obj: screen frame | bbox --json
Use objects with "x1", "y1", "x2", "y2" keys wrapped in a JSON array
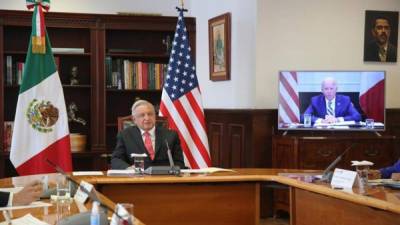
[{"x1": 277, "y1": 70, "x2": 386, "y2": 131}]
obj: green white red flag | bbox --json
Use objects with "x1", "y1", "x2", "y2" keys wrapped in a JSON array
[{"x1": 10, "y1": 0, "x2": 72, "y2": 175}]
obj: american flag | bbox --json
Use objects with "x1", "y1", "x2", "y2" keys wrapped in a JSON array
[
  {"x1": 159, "y1": 8, "x2": 211, "y2": 169},
  {"x1": 278, "y1": 71, "x2": 300, "y2": 125}
]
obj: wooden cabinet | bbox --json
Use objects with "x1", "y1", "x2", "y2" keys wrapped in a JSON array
[
  {"x1": 0, "y1": 10, "x2": 195, "y2": 177},
  {"x1": 272, "y1": 135, "x2": 398, "y2": 213}
]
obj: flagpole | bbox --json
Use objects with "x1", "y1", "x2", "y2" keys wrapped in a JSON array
[{"x1": 176, "y1": 0, "x2": 188, "y2": 12}]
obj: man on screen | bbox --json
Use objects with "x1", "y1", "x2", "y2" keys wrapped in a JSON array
[{"x1": 303, "y1": 77, "x2": 361, "y2": 124}]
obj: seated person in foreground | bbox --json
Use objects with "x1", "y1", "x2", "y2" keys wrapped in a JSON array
[
  {"x1": 111, "y1": 100, "x2": 184, "y2": 170},
  {"x1": 370, "y1": 159, "x2": 400, "y2": 179},
  {"x1": 303, "y1": 77, "x2": 361, "y2": 124},
  {"x1": 0, "y1": 181, "x2": 42, "y2": 207}
]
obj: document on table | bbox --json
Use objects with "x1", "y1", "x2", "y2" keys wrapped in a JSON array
[
  {"x1": 107, "y1": 169, "x2": 136, "y2": 176},
  {"x1": 0, "y1": 187, "x2": 23, "y2": 193},
  {"x1": 0, "y1": 213, "x2": 50, "y2": 225},
  {"x1": 0, "y1": 201, "x2": 52, "y2": 211},
  {"x1": 72, "y1": 171, "x2": 104, "y2": 176},
  {"x1": 181, "y1": 167, "x2": 235, "y2": 174}
]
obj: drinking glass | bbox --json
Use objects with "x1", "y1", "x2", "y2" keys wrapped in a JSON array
[
  {"x1": 356, "y1": 165, "x2": 370, "y2": 195},
  {"x1": 56, "y1": 174, "x2": 71, "y2": 202},
  {"x1": 134, "y1": 157, "x2": 145, "y2": 176},
  {"x1": 303, "y1": 114, "x2": 312, "y2": 127},
  {"x1": 365, "y1": 118, "x2": 374, "y2": 129},
  {"x1": 56, "y1": 174, "x2": 72, "y2": 222}
]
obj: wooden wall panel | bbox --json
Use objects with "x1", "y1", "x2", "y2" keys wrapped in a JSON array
[
  {"x1": 205, "y1": 108, "x2": 400, "y2": 169},
  {"x1": 209, "y1": 122, "x2": 223, "y2": 167},
  {"x1": 228, "y1": 124, "x2": 245, "y2": 167},
  {"x1": 205, "y1": 109, "x2": 275, "y2": 168}
]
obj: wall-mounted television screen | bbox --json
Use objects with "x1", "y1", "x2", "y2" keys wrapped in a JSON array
[{"x1": 278, "y1": 71, "x2": 385, "y2": 131}]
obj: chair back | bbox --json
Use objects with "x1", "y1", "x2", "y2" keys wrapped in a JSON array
[{"x1": 117, "y1": 115, "x2": 169, "y2": 132}]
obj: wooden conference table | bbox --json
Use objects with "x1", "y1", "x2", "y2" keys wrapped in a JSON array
[
  {"x1": 74, "y1": 169, "x2": 400, "y2": 225},
  {"x1": 0, "y1": 173, "x2": 145, "y2": 225},
  {"x1": 1, "y1": 169, "x2": 399, "y2": 225}
]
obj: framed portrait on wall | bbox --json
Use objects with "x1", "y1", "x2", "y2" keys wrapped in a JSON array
[
  {"x1": 363, "y1": 10, "x2": 398, "y2": 62},
  {"x1": 208, "y1": 12, "x2": 231, "y2": 81}
]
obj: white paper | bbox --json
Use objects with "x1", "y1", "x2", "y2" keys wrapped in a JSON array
[
  {"x1": 351, "y1": 160, "x2": 374, "y2": 166},
  {"x1": 0, "y1": 213, "x2": 50, "y2": 225},
  {"x1": 130, "y1": 153, "x2": 147, "y2": 158},
  {"x1": 74, "y1": 180, "x2": 94, "y2": 203},
  {"x1": 0, "y1": 187, "x2": 23, "y2": 193},
  {"x1": 315, "y1": 120, "x2": 355, "y2": 126},
  {"x1": 330, "y1": 168, "x2": 357, "y2": 189},
  {"x1": 0, "y1": 201, "x2": 52, "y2": 211},
  {"x1": 74, "y1": 199, "x2": 88, "y2": 213},
  {"x1": 107, "y1": 170, "x2": 136, "y2": 176},
  {"x1": 360, "y1": 121, "x2": 384, "y2": 126},
  {"x1": 181, "y1": 167, "x2": 235, "y2": 174},
  {"x1": 331, "y1": 126, "x2": 350, "y2": 129},
  {"x1": 72, "y1": 171, "x2": 104, "y2": 176}
]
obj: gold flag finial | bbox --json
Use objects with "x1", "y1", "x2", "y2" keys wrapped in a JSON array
[{"x1": 179, "y1": 0, "x2": 184, "y2": 8}]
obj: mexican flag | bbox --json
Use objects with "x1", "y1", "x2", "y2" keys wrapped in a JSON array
[
  {"x1": 359, "y1": 72, "x2": 385, "y2": 123},
  {"x1": 10, "y1": 1, "x2": 72, "y2": 175}
]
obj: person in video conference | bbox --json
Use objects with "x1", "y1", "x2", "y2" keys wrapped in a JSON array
[
  {"x1": 364, "y1": 16, "x2": 397, "y2": 62},
  {"x1": 111, "y1": 100, "x2": 184, "y2": 170},
  {"x1": 303, "y1": 77, "x2": 361, "y2": 124},
  {"x1": 0, "y1": 181, "x2": 42, "y2": 207},
  {"x1": 369, "y1": 159, "x2": 400, "y2": 179}
]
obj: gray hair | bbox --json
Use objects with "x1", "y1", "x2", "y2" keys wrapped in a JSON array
[
  {"x1": 321, "y1": 77, "x2": 337, "y2": 89},
  {"x1": 131, "y1": 100, "x2": 155, "y2": 116}
]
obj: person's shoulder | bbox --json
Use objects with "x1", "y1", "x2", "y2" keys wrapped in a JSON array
[
  {"x1": 387, "y1": 43, "x2": 397, "y2": 53},
  {"x1": 311, "y1": 94, "x2": 324, "y2": 101},
  {"x1": 336, "y1": 94, "x2": 351, "y2": 103},
  {"x1": 157, "y1": 126, "x2": 178, "y2": 137},
  {"x1": 366, "y1": 41, "x2": 379, "y2": 49},
  {"x1": 119, "y1": 126, "x2": 139, "y2": 136},
  {"x1": 337, "y1": 94, "x2": 349, "y2": 99}
]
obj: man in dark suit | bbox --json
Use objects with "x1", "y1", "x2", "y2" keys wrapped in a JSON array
[
  {"x1": 364, "y1": 16, "x2": 397, "y2": 62},
  {"x1": 303, "y1": 77, "x2": 361, "y2": 124},
  {"x1": 111, "y1": 100, "x2": 184, "y2": 170},
  {"x1": 0, "y1": 181, "x2": 42, "y2": 207}
]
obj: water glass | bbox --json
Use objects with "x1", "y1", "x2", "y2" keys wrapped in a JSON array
[
  {"x1": 56, "y1": 174, "x2": 71, "y2": 202},
  {"x1": 356, "y1": 165, "x2": 370, "y2": 195},
  {"x1": 56, "y1": 200, "x2": 71, "y2": 222},
  {"x1": 134, "y1": 157, "x2": 145, "y2": 175},
  {"x1": 365, "y1": 118, "x2": 374, "y2": 129},
  {"x1": 303, "y1": 114, "x2": 312, "y2": 127},
  {"x1": 55, "y1": 175, "x2": 72, "y2": 222}
]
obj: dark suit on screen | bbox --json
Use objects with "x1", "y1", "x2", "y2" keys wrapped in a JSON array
[
  {"x1": 303, "y1": 94, "x2": 361, "y2": 123},
  {"x1": 364, "y1": 41, "x2": 397, "y2": 62},
  {"x1": 111, "y1": 125, "x2": 185, "y2": 169},
  {"x1": 0, "y1": 191, "x2": 10, "y2": 207}
]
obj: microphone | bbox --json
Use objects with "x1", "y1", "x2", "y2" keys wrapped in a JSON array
[
  {"x1": 165, "y1": 140, "x2": 175, "y2": 168},
  {"x1": 46, "y1": 159, "x2": 131, "y2": 225},
  {"x1": 143, "y1": 139, "x2": 181, "y2": 175},
  {"x1": 320, "y1": 143, "x2": 357, "y2": 182}
]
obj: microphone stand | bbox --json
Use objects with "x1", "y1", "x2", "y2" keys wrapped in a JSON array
[
  {"x1": 320, "y1": 144, "x2": 356, "y2": 182},
  {"x1": 143, "y1": 140, "x2": 181, "y2": 176}
]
